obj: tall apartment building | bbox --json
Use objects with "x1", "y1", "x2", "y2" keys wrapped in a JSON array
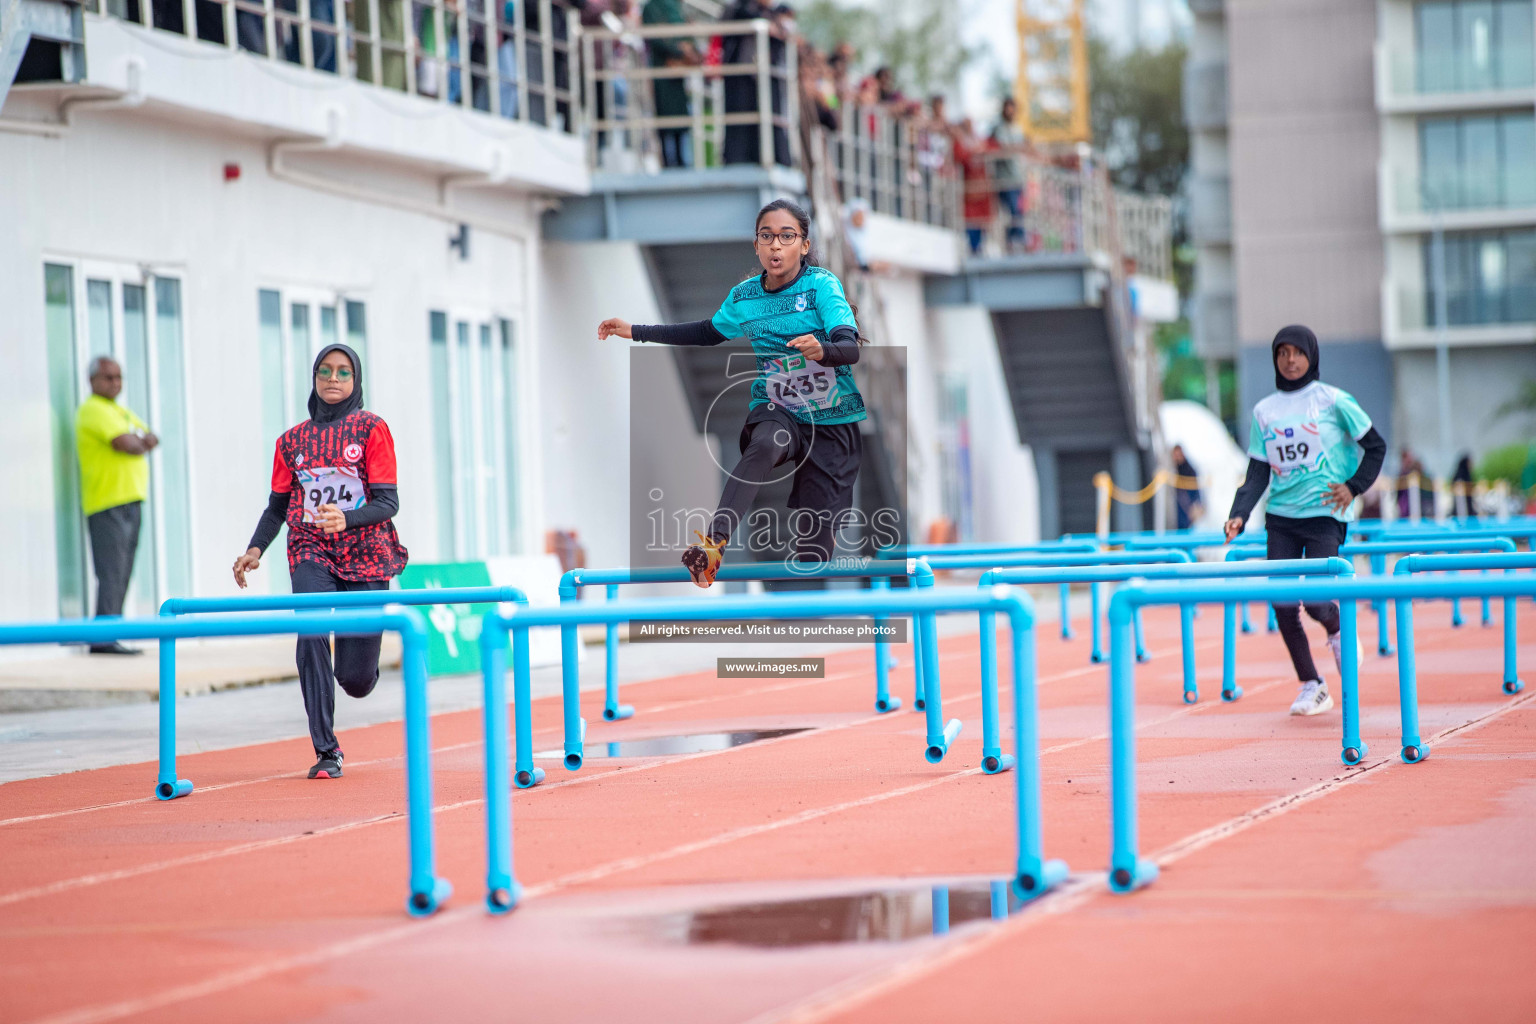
[{"x1": 1188, "y1": 0, "x2": 1535, "y2": 470}]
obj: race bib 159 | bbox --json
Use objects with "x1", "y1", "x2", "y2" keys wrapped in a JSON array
[
  {"x1": 762, "y1": 354, "x2": 840, "y2": 412},
  {"x1": 1264, "y1": 425, "x2": 1322, "y2": 473},
  {"x1": 297, "y1": 466, "x2": 365, "y2": 523}
]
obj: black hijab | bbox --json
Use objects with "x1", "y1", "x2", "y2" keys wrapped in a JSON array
[
  {"x1": 1272, "y1": 324, "x2": 1320, "y2": 392},
  {"x1": 308, "y1": 343, "x2": 365, "y2": 423}
]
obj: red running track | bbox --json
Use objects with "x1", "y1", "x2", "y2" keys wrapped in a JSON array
[{"x1": 1, "y1": 603, "x2": 1533, "y2": 1023}]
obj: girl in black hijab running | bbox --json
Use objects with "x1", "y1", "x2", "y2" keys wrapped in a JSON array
[
  {"x1": 232, "y1": 344, "x2": 408, "y2": 778},
  {"x1": 598, "y1": 199, "x2": 866, "y2": 586},
  {"x1": 1224, "y1": 325, "x2": 1386, "y2": 716}
]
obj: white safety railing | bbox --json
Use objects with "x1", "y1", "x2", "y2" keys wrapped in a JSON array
[
  {"x1": 88, "y1": 0, "x2": 580, "y2": 132},
  {"x1": 579, "y1": 18, "x2": 798, "y2": 175}
]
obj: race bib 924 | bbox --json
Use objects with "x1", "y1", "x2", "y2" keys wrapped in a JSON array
[
  {"x1": 297, "y1": 466, "x2": 365, "y2": 524},
  {"x1": 762, "y1": 354, "x2": 840, "y2": 412}
]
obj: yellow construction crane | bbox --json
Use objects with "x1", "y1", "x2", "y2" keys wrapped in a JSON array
[{"x1": 1014, "y1": 0, "x2": 1091, "y2": 144}]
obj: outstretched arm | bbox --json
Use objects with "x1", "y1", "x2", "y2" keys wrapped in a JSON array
[
  {"x1": 1225, "y1": 457, "x2": 1271, "y2": 541},
  {"x1": 629, "y1": 320, "x2": 730, "y2": 347}
]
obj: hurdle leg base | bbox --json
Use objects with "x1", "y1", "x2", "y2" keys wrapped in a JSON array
[
  {"x1": 981, "y1": 752, "x2": 1014, "y2": 775},
  {"x1": 407, "y1": 878, "x2": 453, "y2": 917},
  {"x1": 514, "y1": 766, "x2": 546, "y2": 789},
  {"x1": 1221, "y1": 686, "x2": 1243, "y2": 703},
  {"x1": 1503, "y1": 679, "x2": 1525, "y2": 695},
  {"x1": 1090, "y1": 651, "x2": 1105, "y2": 664},
  {"x1": 603, "y1": 704, "x2": 635, "y2": 722},
  {"x1": 1401, "y1": 743, "x2": 1429, "y2": 764},
  {"x1": 875, "y1": 696, "x2": 903, "y2": 713},
  {"x1": 1341, "y1": 741, "x2": 1368, "y2": 766},
  {"x1": 1108, "y1": 858, "x2": 1159, "y2": 893},
  {"x1": 923, "y1": 719, "x2": 963, "y2": 764},
  {"x1": 155, "y1": 779, "x2": 193, "y2": 801},
  {"x1": 1182, "y1": 690, "x2": 1198, "y2": 705},
  {"x1": 1012, "y1": 859, "x2": 1069, "y2": 902},
  {"x1": 913, "y1": 698, "x2": 926, "y2": 711},
  {"x1": 486, "y1": 881, "x2": 523, "y2": 915}
]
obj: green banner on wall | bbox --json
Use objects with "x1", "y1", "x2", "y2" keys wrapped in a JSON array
[{"x1": 397, "y1": 561, "x2": 494, "y2": 677}]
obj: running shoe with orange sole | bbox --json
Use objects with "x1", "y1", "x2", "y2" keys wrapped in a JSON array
[{"x1": 682, "y1": 531, "x2": 726, "y2": 588}]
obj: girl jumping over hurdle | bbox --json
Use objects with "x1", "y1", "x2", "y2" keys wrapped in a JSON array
[
  {"x1": 598, "y1": 198, "x2": 867, "y2": 587},
  {"x1": 1224, "y1": 325, "x2": 1386, "y2": 716},
  {"x1": 232, "y1": 344, "x2": 408, "y2": 779}
]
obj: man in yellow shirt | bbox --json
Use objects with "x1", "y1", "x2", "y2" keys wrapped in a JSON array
[{"x1": 76, "y1": 356, "x2": 158, "y2": 654}]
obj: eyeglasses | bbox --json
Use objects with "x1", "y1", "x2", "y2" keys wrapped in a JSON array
[
  {"x1": 315, "y1": 367, "x2": 354, "y2": 381},
  {"x1": 756, "y1": 230, "x2": 803, "y2": 246}
]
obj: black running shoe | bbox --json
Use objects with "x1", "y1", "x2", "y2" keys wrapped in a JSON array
[{"x1": 308, "y1": 750, "x2": 344, "y2": 779}]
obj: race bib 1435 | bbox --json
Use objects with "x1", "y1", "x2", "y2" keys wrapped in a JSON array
[{"x1": 762, "y1": 354, "x2": 840, "y2": 412}]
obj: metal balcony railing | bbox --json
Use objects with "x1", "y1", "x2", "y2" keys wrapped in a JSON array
[
  {"x1": 1392, "y1": 165, "x2": 1536, "y2": 217},
  {"x1": 1394, "y1": 281, "x2": 1536, "y2": 332},
  {"x1": 88, "y1": 0, "x2": 581, "y2": 132},
  {"x1": 1382, "y1": 44, "x2": 1536, "y2": 101},
  {"x1": 81, "y1": 6, "x2": 1173, "y2": 265}
]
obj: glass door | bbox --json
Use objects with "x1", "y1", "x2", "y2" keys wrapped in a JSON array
[
  {"x1": 44, "y1": 261, "x2": 192, "y2": 617},
  {"x1": 430, "y1": 310, "x2": 522, "y2": 560}
]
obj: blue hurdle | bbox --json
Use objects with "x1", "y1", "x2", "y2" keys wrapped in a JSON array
[
  {"x1": 1393, "y1": 551, "x2": 1534, "y2": 696},
  {"x1": 157, "y1": 586, "x2": 529, "y2": 795},
  {"x1": 479, "y1": 586, "x2": 1067, "y2": 913},
  {"x1": 528, "y1": 574, "x2": 1017, "y2": 783},
  {"x1": 0, "y1": 610, "x2": 447, "y2": 917},
  {"x1": 977, "y1": 558, "x2": 1353, "y2": 704},
  {"x1": 919, "y1": 549, "x2": 1194, "y2": 664},
  {"x1": 881, "y1": 540, "x2": 1099, "y2": 640},
  {"x1": 1227, "y1": 537, "x2": 1517, "y2": 655},
  {"x1": 555, "y1": 560, "x2": 933, "y2": 779},
  {"x1": 1104, "y1": 573, "x2": 1536, "y2": 895}
]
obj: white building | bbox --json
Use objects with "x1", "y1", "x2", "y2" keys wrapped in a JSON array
[{"x1": 1, "y1": 1, "x2": 1173, "y2": 625}]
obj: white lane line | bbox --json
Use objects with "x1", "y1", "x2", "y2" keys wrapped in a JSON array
[
  {"x1": 13, "y1": 638, "x2": 1231, "y2": 1023},
  {"x1": 0, "y1": 662, "x2": 886, "y2": 829},
  {"x1": 740, "y1": 691, "x2": 1536, "y2": 1024},
  {"x1": 0, "y1": 622, "x2": 1171, "y2": 829},
  {"x1": 0, "y1": 633, "x2": 1214, "y2": 907}
]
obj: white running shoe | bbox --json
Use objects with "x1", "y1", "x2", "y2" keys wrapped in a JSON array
[
  {"x1": 1326, "y1": 631, "x2": 1364, "y2": 680},
  {"x1": 1290, "y1": 679, "x2": 1334, "y2": 716}
]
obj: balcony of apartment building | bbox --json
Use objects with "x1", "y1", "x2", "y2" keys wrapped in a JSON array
[
  {"x1": 1376, "y1": 0, "x2": 1535, "y2": 115},
  {"x1": 1183, "y1": 54, "x2": 1226, "y2": 134},
  {"x1": 1384, "y1": 224, "x2": 1536, "y2": 347},
  {"x1": 1380, "y1": 104, "x2": 1536, "y2": 234},
  {"x1": 1, "y1": 0, "x2": 589, "y2": 193}
]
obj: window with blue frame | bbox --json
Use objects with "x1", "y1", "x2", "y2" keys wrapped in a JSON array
[
  {"x1": 1424, "y1": 228, "x2": 1536, "y2": 326},
  {"x1": 1419, "y1": 111, "x2": 1536, "y2": 210},
  {"x1": 1415, "y1": 1, "x2": 1535, "y2": 93}
]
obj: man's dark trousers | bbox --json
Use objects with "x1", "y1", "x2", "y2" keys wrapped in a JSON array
[{"x1": 88, "y1": 500, "x2": 142, "y2": 617}]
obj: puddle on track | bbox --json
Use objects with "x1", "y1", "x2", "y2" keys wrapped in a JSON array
[
  {"x1": 648, "y1": 881, "x2": 1028, "y2": 948},
  {"x1": 533, "y1": 728, "x2": 811, "y2": 760}
]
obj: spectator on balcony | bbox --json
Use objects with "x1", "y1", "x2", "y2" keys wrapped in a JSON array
[
  {"x1": 954, "y1": 117, "x2": 993, "y2": 255},
  {"x1": 918, "y1": 95, "x2": 952, "y2": 174},
  {"x1": 721, "y1": 0, "x2": 791, "y2": 167},
  {"x1": 989, "y1": 97, "x2": 1028, "y2": 253},
  {"x1": 873, "y1": 65, "x2": 904, "y2": 106},
  {"x1": 827, "y1": 42, "x2": 853, "y2": 103},
  {"x1": 643, "y1": 0, "x2": 700, "y2": 168},
  {"x1": 799, "y1": 45, "x2": 838, "y2": 131},
  {"x1": 497, "y1": 2, "x2": 519, "y2": 118}
]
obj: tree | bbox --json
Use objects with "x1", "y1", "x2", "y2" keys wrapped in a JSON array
[
  {"x1": 1087, "y1": 34, "x2": 1190, "y2": 199},
  {"x1": 797, "y1": 0, "x2": 974, "y2": 98}
]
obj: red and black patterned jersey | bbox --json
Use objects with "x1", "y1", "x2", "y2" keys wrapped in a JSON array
[{"x1": 271, "y1": 410, "x2": 408, "y2": 581}]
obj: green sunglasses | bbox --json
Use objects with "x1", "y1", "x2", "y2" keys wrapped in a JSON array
[{"x1": 315, "y1": 366, "x2": 354, "y2": 381}]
